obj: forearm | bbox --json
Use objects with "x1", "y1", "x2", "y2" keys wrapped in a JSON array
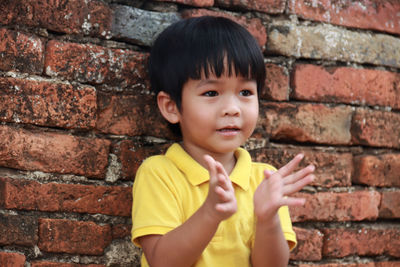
[
  {"x1": 251, "y1": 215, "x2": 290, "y2": 267},
  {"x1": 141, "y1": 204, "x2": 220, "y2": 267}
]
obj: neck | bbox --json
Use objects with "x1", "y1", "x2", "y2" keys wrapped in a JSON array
[{"x1": 180, "y1": 143, "x2": 237, "y2": 175}]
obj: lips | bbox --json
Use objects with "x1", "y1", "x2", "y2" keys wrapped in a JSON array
[{"x1": 217, "y1": 126, "x2": 240, "y2": 133}]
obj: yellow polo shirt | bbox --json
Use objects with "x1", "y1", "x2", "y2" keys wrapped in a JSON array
[{"x1": 131, "y1": 143, "x2": 296, "y2": 267}]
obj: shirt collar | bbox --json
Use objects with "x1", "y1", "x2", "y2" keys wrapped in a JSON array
[{"x1": 166, "y1": 143, "x2": 251, "y2": 191}]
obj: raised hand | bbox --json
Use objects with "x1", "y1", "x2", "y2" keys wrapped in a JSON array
[
  {"x1": 203, "y1": 155, "x2": 237, "y2": 222},
  {"x1": 254, "y1": 154, "x2": 315, "y2": 223}
]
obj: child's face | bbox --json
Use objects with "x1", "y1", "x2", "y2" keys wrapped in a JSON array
[{"x1": 177, "y1": 71, "x2": 259, "y2": 157}]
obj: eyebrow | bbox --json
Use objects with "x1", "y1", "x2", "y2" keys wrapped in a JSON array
[{"x1": 196, "y1": 77, "x2": 256, "y2": 88}]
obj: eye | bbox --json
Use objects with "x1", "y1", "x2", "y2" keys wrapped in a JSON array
[
  {"x1": 202, "y1": 91, "x2": 218, "y2": 97},
  {"x1": 239, "y1": 89, "x2": 253, "y2": 96}
]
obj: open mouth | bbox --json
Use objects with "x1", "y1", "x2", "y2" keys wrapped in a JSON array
[{"x1": 217, "y1": 127, "x2": 240, "y2": 132}]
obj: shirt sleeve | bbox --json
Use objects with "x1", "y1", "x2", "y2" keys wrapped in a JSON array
[
  {"x1": 278, "y1": 205, "x2": 297, "y2": 251},
  {"x1": 131, "y1": 157, "x2": 183, "y2": 247}
]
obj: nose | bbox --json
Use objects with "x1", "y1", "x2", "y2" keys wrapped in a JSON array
[{"x1": 221, "y1": 95, "x2": 240, "y2": 116}]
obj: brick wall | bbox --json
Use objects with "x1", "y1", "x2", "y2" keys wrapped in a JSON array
[{"x1": 0, "y1": 0, "x2": 399, "y2": 266}]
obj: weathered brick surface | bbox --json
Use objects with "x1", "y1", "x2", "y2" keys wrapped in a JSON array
[
  {"x1": 155, "y1": 0, "x2": 213, "y2": 7},
  {"x1": 0, "y1": 178, "x2": 131, "y2": 216},
  {"x1": 96, "y1": 92, "x2": 174, "y2": 138},
  {"x1": 290, "y1": 227, "x2": 323, "y2": 261},
  {"x1": 0, "y1": 125, "x2": 110, "y2": 178},
  {"x1": 216, "y1": 0, "x2": 286, "y2": 13},
  {"x1": 298, "y1": 262, "x2": 400, "y2": 267},
  {"x1": 288, "y1": 0, "x2": 400, "y2": 36},
  {"x1": 0, "y1": 77, "x2": 96, "y2": 129},
  {"x1": 0, "y1": 252, "x2": 25, "y2": 267},
  {"x1": 31, "y1": 262, "x2": 105, "y2": 267},
  {"x1": 251, "y1": 146, "x2": 352, "y2": 187},
  {"x1": 45, "y1": 40, "x2": 148, "y2": 89},
  {"x1": 115, "y1": 140, "x2": 169, "y2": 180},
  {"x1": 292, "y1": 64, "x2": 400, "y2": 109},
  {"x1": 111, "y1": 6, "x2": 180, "y2": 47},
  {"x1": 259, "y1": 102, "x2": 352, "y2": 145},
  {"x1": 353, "y1": 154, "x2": 400, "y2": 187},
  {"x1": 267, "y1": 21, "x2": 400, "y2": 68},
  {"x1": 0, "y1": 28, "x2": 44, "y2": 74},
  {"x1": 289, "y1": 191, "x2": 381, "y2": 222},
  {"x1": 262, "y1": 63, "x2": 289, "y2": 101},
  {"x1": 379, "y1": 191, "x2": 400, "y2": 219},
  {"x1": 0, "y1": 0, "x2": 112, "y2": 37},
  {"x1": 181, "y1": 9, "x2": 267, "y2": 48},
  {"x1": 351, "y1": 108, "x2": 400, "y2": 148},
  {"x1": 323, "y1": 227, "x2": 400, "y2": 257},
  {"x1": 0, "y1": 213, "x2": 38, "y2": 246},
  {"x1": 38, "y1": 219, "x2": 112, "y2": 255}
]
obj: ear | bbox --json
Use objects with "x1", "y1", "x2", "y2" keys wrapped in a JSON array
[{"x1": 157, "y1": 91, "x2": 180, "y2": 124}]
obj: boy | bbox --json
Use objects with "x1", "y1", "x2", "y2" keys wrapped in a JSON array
[{"x1": 131, "y1": 16, "x2": 315, "y2": 267}]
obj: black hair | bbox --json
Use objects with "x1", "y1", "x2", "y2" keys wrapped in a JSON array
[{"x1": 148, "y1": 16, "x2": 266, "y2": 109}]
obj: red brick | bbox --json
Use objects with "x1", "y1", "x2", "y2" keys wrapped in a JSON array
[
  {"x1": 262, "y1": 63, "x2": 289, "y2": 101},
  {"x1": 112, "y1": 224, "x2": 131, "y2": 239},
  {"x1": 292, "y1": 64, "x2": 400, "y2": 109},
  {"x1": 0, "y1": 213, "x2": 38, "y2": 246},
  {"x1": 289, "y1": 191, "x2": 380, "y2": 222},
  {"x1": 290, "y1": 227, "x2": 323, "y2": 261},
  {"x1": 216, "y1": 0, "x2": 286, "y2": 14},
  {"x1": 259, "y1": 102, "x2": 352, "y2": 145},
  {"x1": 288, "y1": 0, "x2": 400, "y2": 35},
  {"x1": 353, "y1": 154, "x2": 400, "y2": 187},
  {"x1": 251, "y1": 146, "x2": 352, "y2": 188},
  {"x1": 0, "y1": 77, "x2": 96, "y2": 129},
  {"x1": 115, "y1": 140, "x2": 170, "y2": 180},
  {"x1": 0, "y1": 125, "x2": 110, "y2": 178},
  {"x1": 96, "y1": 92, "x2": 175, "y2": 138},
  {"x1": 45, "y1": 40, "x2": 148, "y2": 88},
  {"x1": 351, "y1": 108, "x2": 400, "y2": 148},
  {"x1": 0, "y1": 252, "x2": 25, "y2": 267},
  {"x1": 379, "y1": 191, "x2": 400, "y2": 219},
  {"x1": 181, "y1": 9, "x2": 267, "y2": 48},
  {"x1": 31, "y1": 262, "x2": 105, "y2": 267},
  {"x1": 323, "y1": 227, "x2": 400, "y2": 258},
  {"x1": 298, "y1": 263, "x2": 375, "y2": 267},
  {"x1": 0, "y1": 178, "x2": 131, "y2": 216},
  {"x1": 38, "y1": 218, "x2": 112, "y2": 255},
  {"x1": 0, "y1": 0, "x2": 112, "y2": 37},
  {"x1": 155, "y1": 0, "x2": 213, "y2": 6},
  {"x1": 0, "y1": 28, "x2": 44, "y2": 74}
]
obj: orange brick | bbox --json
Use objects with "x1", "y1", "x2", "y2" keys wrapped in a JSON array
[
  {"x1": 323, "y1": 227, "x2": 400, "y2": 258},
  {"x1": 181, "y1": 9, "x2": 267, "y2": 48},
  {"x1": 262, "y1": 63, "x2": 289, "y2": 101},
  {"x1": 0, "y1": 0, "x2": 112, "y2": 37},
  {"x1": 292, "y1": 64, "x2": 400, "y2": 109},
  {"x1": 31, "y1": 262, "x2": 105, "y2": 267},
  {"x1": 351, "y1": 108, "x2": 400, "y2": 148},
  {"x1": 155, "y1": 0, "x2": 213, "y2": 6},
  {"x1": 0, "y1": 252, "x2": 26, "y2": 267},
  {"x1": 379, "y1": 191, "x2": 400, "y2": 219},
  {"x1": 353, "y1": 154, "x2": 400, "y2": 187},
  {"x1": 289, "y1": 0, "x2": 400, "y2": 35},
  {"x1": 251, "y1": 146, "x2": 352, "y2": 188},
  {"x1": 38, "y1": 219, "x2": 112, "y2": 255},
  {"x1": 0, "y1": 125, "x2": 110, "y2": 178},
  {"x1": 0, "y1": 77, "x2": 96, "y2": 129},
  {"x1": 290, "y1": 227, "x2": 323, "y2": 261},
  {"x1": 0, "y1": 178, "x2": 131, "y2": 216},
  {"x1": 259, "y1": 102, "x2": 352, "y2": 145},
  {"x1": 0, "y1": 28, "x2": 44, "y2": 74},
  {"x1": 45, "y1": 40, "x2": 148, "y2": 88},
  {"x1": 216, "y1": 0, "x2": 286, "y2": 13},
  {"x1": 290, "y1": 191, "x2": 380, "y2": 222}
]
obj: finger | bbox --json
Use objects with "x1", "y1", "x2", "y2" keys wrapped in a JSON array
[
  {"x1": 284, "y1": 164, "x2": 315, "y2": 185},
  {"x1": 283, "y1": 174, "x2": 315, "y2": 196},
  {"x1": 215, "y1": 162, "x2": 234, "y2": 191},
  {"x1": 278, "y1": 153, "x2": 304, "y2": 177},
  {"x1": 204, "y1": 155, "x2": 218, "y2": 184},
  {"x1": 215, "y1": 185, "x2": 234, "y2": 202},
  {"x1": 281, "y1": 196, "x2": 306, "y2": 207}
]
